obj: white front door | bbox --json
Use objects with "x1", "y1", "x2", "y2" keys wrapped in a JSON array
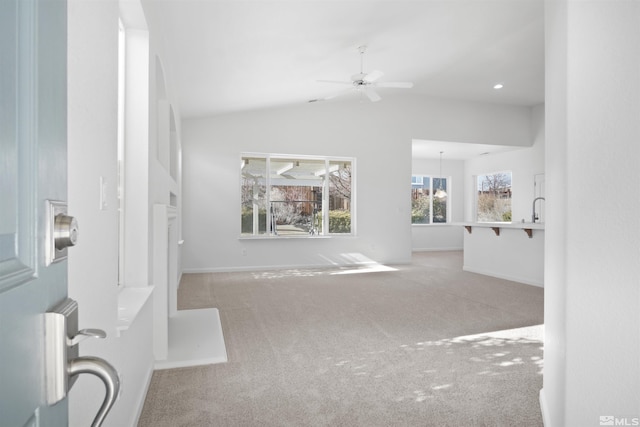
[{"x1": 0, "y1": 0, "x2": 69, "y2": 425}]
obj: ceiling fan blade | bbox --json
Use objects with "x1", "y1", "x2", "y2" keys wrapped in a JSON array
[
  {"x1": 362, "y1": 87, "x2": 381, "y2": 102},
  {"x1": 363, "y1": 69, "x2": 384, "y2": 83},
  {"x1": 317, "y1": 79, "x2": 353, "y2": 85},
  {"x1": 374, "y1": 81, "x2": 414, "y2": 88}
]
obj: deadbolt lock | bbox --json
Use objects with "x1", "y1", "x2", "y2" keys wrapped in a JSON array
[
  {"x1": 54, "y1": 214, "x2": 79, "y2": 250},
  {"x1": 45, "y1": 200, "x2": 79, "y2": 265}
]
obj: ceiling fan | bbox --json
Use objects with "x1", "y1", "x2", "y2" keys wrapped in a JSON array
[{"x1": 312, "y1": 45, "x2": 413, "y2": 103}]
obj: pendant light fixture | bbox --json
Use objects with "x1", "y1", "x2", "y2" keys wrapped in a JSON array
[{"x1": 434, "y1": 151, "x2": 447, "y2": 199}]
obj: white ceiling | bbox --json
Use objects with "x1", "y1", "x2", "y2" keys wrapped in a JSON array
[
  {"x1": 144, "y1": 0, "x2": 545, "y2": 119},
  {"x1": 412, "y1": 139, "x2": 522, "y2": 160}
]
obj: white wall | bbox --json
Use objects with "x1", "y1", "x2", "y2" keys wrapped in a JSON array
[
  {"x1": 459, "y1": 105, "x2": 545, "y2": 286},
  {"x1": 411, "y1": 104, "x2": 543, "y2": 252},
  {"x1": 411, "y1": 158, "x2": 464, "y2": 251},
  {"x1": 464, "y1": 104, "x2": 545, "y2": 223},
  {"x1": 143, "y1": 3, "x2": 185, "y2": 287},
  {"x1": 147, "y1": 64, "x2": 183, "y2": 285},
  {"x1": 542, "y1": 1, "x2": 640, "y2": 426},
  {"x1": 67, "y1": 1, "x2": 154, "y2": 426},
  {"x1": 67, "y1": 0, "x2": 184, "y2": 424},
  {"x1": 182, "y1": 102, "x2": 412, "y2": 271},
  {"x1": 182, "y1": 95, "x2": 532, "y2": 272},
  {"x1": 463, "y1": 227, "x2": 544, "y2": 286}
]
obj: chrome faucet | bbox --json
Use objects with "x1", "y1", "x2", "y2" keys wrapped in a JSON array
[{"x1": 532, "y1": 197, "x2": 545, "y2": 223}]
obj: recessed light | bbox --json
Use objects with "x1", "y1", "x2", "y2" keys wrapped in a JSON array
[{"x1": 493, "y1": 83, "x2": 504, "y2": 90}]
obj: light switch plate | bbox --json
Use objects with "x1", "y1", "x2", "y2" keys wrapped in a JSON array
[{"x1": 99, "y1": 176, "x2": 108, "y2": 210}]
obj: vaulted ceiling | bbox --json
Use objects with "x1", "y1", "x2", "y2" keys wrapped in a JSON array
[{"x1": 143, "y1": 0, "x2": 545, "y2": 119}]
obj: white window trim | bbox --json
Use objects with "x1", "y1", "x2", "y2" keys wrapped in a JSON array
[
  {"x1": 240, "y1": 153, "x2": 356, "y2": 238},
  {"x1": 475, "y1": 170, "x2": 513, "y2": 223},
  {"x1": 117, "y1": 18, "x2": 126, "y2": 287},
  {"x1": 411, "y1": 174, "x2": 451, "y2": 226}
]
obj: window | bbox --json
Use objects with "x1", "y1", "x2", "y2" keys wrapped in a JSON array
[
  {"x1": 476, "y1": 171, "x2": 512, "y2": 222},
  {"x1": 411, "y1": 175, "x2": 448, "y2": 224},
  {"x1": 117, "y1": 15, "x2": 150, "y2": 287},
  {"x1": 241, "y1": 154, "x2": 354, "y2": 236}
]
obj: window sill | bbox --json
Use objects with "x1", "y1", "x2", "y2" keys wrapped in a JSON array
[
  {"x1": 411, "y1": 223, "x2": 452, "y2": 227},
  {"x1": 116, "y1": 286, "x2": 154, "y2": 336}
]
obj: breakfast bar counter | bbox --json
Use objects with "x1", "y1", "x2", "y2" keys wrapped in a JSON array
[{"x1": 456, "y1": 222, "x2": 545, "y2": 287}]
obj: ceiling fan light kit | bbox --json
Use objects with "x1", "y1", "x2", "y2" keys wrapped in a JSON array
[{"x1": 315, "y1": 45, "x2": 413, "y2": 103}]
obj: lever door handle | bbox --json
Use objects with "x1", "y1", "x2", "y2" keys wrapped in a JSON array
[
  {"x1": 68, "y1": 356, "x2": 120, "y2": 427},
  {"x1": 45, "y1": 298, "x2": 121, "y2": 426}
]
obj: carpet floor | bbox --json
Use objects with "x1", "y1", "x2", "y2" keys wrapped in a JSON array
[{"x1": 138, "y1": 251, "x2": 544, "y2": 426}]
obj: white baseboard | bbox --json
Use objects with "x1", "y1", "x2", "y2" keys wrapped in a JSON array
[
  {"x1": 412, "y1": 247, "x2": 463, "y2": 252},
  {"x1": 539, "y1": 388, "x2": 550, "y2": 427},
  {"x1": 462, "y1": 265, "x2": 544, "y2": 287},
  {"x1": 130, "y1": 358, "x2": 155, "y2": 427},
  {"x1": 182, "y1": 264, "x2": 336, "y2": 274},
  {"x1": 182, "y1": 260, "x2": 407, "y2": 274}
]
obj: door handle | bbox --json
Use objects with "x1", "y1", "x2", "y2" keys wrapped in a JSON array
[
  {"x1": 70, "y1": 328, "x2": 107, "y2": 346},
  {"x1": 45, "y1": 298, "x2": 120, "y2": 427},
  {"x1": 68, "y1": 356, "x2": 120, "y2": 427}
]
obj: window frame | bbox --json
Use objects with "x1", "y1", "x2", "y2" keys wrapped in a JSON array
[
  {"x1": 117, "y1": 18, "x2": 126, "y2": 287},
  {"x1": 475, "y1": 170, "x2": 513, "y2": 223},
  {"x1": 411, "y1": 174, "x2": 451, "y2": 225},
  {"x1": 240, "y1": 153, "x2": 356, "y2": 238}
]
